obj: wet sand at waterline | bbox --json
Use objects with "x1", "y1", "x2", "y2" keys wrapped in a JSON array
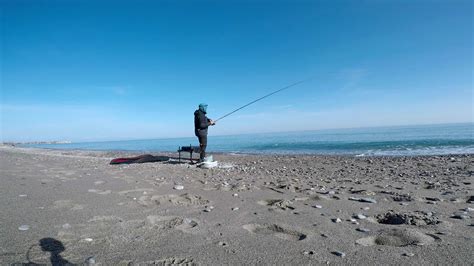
[{"x1": 1, "y1": 145, "x2": 473, "y2": 265}]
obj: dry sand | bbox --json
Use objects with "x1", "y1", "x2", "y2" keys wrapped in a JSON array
[{"x1": 0, "y1": 145, "x2": 473, "y2": 265}]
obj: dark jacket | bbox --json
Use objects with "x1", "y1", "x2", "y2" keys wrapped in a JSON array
[{"x1": 194, "y1": 109, "x2": 211, "y2": 136}]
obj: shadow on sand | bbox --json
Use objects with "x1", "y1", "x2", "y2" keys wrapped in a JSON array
[{"x1": 13, "y1": 238, "x2": 73, "y2": 266}]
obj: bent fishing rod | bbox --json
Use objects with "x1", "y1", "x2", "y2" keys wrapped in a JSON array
[{"x1": 214, "y1": 77, "x2": 313, "y2": 122}]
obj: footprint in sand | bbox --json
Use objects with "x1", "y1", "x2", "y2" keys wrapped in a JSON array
[
  {"x1": 356, "y1": 228, "x2": 441, "y2": 247},
  {"x1": 243, "y1": 223, "x2": 307, "y2": 241},
  {"x1": 147, "y1": 215, "x2": 199, "y2": 233},
  {"x1": 134, "y1": 194, "x2": 209, "y2": 207}
]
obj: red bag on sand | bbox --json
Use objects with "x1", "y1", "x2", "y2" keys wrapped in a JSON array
[{"x1": 109, "y1": 154, "x2": 169, "y2": 164}]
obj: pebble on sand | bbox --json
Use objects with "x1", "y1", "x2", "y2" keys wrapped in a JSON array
[
  {"x1": 403, "y1": 252, "x2": 415, "y2": 257},
  {"x1": 174, "y1": 185, "x2": 185, "y2": 190},
  {"x1": 85, "y1": 256, "x2": 96, "y2": 265},
  {"x1": 349, "y1": 197, "x2": 377, "y2": 203},
  {"x1": 354, "y1": 214, "x2": 367, "y2": 220},
  {"x1": 332, "y1": 218, "x2": 342, "y2": 223},
  {"x1": 332, "y1": 251, "x2": 346, "y2": 257},
  {"x1": 18, "y1": 225, "x2": 30, "y2": 231},
  {"x1": 451, "y1": 214, "x2": 470, "y2": 220},
  {"x1": 356, "y1": 228, "x2": 370, "y2": 233}
]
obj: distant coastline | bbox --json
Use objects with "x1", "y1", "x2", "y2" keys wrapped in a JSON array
[{"x1": 2, "y1": 140, "x2": 72, "y2": 146}]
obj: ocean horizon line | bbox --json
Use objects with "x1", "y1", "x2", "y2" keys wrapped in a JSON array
[
  {"x1": 14, "y1": 121, "x2": 472, "y2": 145},
  {"x1": 20, "y1": 123, "x2": 474, "y2": 157}
]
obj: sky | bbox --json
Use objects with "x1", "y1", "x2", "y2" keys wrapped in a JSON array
[{"x1": 1, "y1": 0, "x2": 473, "y2": 142}]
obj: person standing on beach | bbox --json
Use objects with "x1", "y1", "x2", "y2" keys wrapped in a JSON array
[{"x1": 194, "y1": 103, "x2": 215, "y2": 162}]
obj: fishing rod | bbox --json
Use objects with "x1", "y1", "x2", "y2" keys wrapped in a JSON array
[{"x1": 214, "y1": 77, "x2": 313, "y2": 122}]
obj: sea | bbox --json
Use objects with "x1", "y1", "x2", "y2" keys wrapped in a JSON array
[{"x1": 25, "y1": 123, "x2": 474, "y2": 157}]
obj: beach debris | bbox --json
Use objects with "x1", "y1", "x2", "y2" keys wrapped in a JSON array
[
  {"x1": 348, "y1": 197, "x2": 377, "y2": 203},
  {"x1": 354, "y1": 214, "x2": 367, "y2": 220},
  {"x1": 332, "y1": 251, "x2": 346, "y2": 257},
  {"x1": 464, "y1": 207, "x2": 474, "y2": 212},
  {"x1": 84, "y1": 238, "x2": 93, "y2": 242},
  {"x1": 232, "y1": 207, "x2": 239, "y2": 211},
  {"x1": 218, "y1": 241, "x2": 228, "y2": 247},
  {"x1": 19, "y1": 194, "x2": 27, "y2": 197},
  {"x1": 403, "y1": 252, "x2": 415, "y2": 257},
  {"x1": 362, "y1": 207, "x2": 370, "y2": 210},
  {"x1": 356, "y1": 228, "x2": 370, "y2": 233},
  {"x1": 332, "y1": 218, "x2": 342, "y2": 223},
  {"x1": 313, "y1": 204, "x2": 323, "y2": 209},
  {"x1": 233, "y1": 193, "x2": 238, "y2": 197},
  {"x1": 18, "y1": 225, "x2": 30, "y2": 231},
  {"x1": 174, "y1": 185, "x2": 184, "y2": 190}
]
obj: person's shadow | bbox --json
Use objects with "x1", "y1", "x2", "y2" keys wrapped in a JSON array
[
  {"x1": 37, "y1": 238, "x2": 72, "y2": 265},
  {"x1": 12, "y1": 238, "x2": 75, "y2": 266}
]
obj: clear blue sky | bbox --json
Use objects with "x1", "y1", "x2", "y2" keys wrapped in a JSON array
[{"x1": 1, "y1": 0, "x2": 472, "y2": 142}]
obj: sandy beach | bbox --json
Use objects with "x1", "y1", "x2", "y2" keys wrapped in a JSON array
[{"x1": 0, "y1": 145, "x2": 473, "y2": 265}]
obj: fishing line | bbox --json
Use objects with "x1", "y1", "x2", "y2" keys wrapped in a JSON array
[{"x1": 214, "y1": 77, "x2": 313, "y2": 122}]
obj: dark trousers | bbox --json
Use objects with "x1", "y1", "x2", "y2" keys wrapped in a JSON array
[{"x1": 197, "y1": 134, "x2": 207, "y2": 160}]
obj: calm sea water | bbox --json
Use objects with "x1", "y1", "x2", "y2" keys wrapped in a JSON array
[{"x1": 26, "y1": 123, "x2": 474, "y2": 156}]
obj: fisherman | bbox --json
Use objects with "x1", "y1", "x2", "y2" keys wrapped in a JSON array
[{"x1": 194, "y1": 103, "x2": 215, "y2": 162}]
